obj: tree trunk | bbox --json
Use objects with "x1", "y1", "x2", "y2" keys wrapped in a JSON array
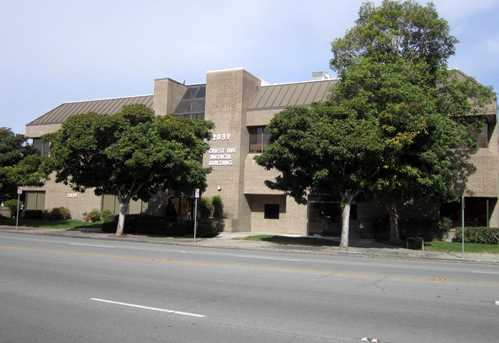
[
  {"x1": 116, "y1": 198, "x2": 130, "y2": 236},
  {"x1": 387, "y1": 202, "x2": 401, "y2": 244},
  {"x1": 339, "y1": 196, "x2": 352, "y2": 249}
]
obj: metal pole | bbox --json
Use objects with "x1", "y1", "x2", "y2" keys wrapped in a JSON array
[
  {"x1": 461, "y1": 195, "x2": 465, "y2": 257},
  {"x1": 486, "y1": 198, "x2": 490, "y2": 228},
  {"x1": 15, "y1": 192, "x2": 20, "y2": 229},
  {"x1": 193, "y1": 197, "x2": 198, "y2": 241}
]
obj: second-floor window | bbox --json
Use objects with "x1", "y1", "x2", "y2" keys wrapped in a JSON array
[
  {"x1": 248, "y1": 126, "x2": 270, "y2": 153},
  {"x1": 32, "y1": 138, "x2": 50, "y2": 157},
  {"x1": 473, "y1": 118, "x2": 494, "y2": 148}
]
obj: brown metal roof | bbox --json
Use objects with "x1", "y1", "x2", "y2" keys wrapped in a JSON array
[
  {"x1": 248, "y1": 79, "x2": 336, "y2": 110},
  {"x1": 27, "y1": 95, "x2": 153, "y2": 126}
]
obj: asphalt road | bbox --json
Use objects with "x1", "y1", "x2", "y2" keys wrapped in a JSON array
[{"x1": 0, "y1": 231, "x2": 498, "y2": 343}]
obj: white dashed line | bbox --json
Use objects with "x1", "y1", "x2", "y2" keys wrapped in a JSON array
[{"x1": 90, "y1": 298, "x2": 206, "y2": 318}]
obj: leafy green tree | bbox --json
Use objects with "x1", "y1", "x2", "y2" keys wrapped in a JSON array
[
  {"x1": 331, "y1": 0, "x2": 457, "y2": 77},
  {"x1": 330, "y1": 0, "x2": 494, "y2": 243},
  {"x1": 0, "y1": 128, "x2": 46, "y2": 200},
  {"x1": 48, "y1": 105, "x2": 212, "y2": 236},
  {"x1": 256, "y1": 106, "x2": 384, "y2": 248}
]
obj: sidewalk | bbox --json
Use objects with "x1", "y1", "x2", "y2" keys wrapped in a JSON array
[{"x1": 1, "y1": 225, "x2": 499, "y2": 264}]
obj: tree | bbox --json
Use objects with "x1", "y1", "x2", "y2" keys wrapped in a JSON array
[
  {"x1": 0, "y1": 128, "x2": 46, "y2": 200},
  {"x1": 256, "y1": 106, "x2": 383, "y2": 248},
  {"x1": 48, "y1": 105, "x2": 212, "y2": 236},
  {"x1": 330, "y1": 0, "x2": 494, "y2": 243},
  {"x1": 331, "y1": 0, "x2": 457, "y2": 77}
]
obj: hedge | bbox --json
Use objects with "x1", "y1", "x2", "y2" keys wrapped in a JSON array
[
  {"x1": 453, "y1": 227, "x2": 499, "y2": 244},
  {"x1": 102, "y1": 214, "x2": 222, "y2": 237},
  {"x1": 46, "y1": 207, "x2": 71, "y2": 220}
]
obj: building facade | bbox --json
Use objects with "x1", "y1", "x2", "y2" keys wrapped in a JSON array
[{"x1": 25, "y1": 68, "x2": 498, "y2": 236}]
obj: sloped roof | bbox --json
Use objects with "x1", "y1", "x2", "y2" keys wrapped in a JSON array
[
  {"x1": 27, "y1": 95, "x2": 153, "y2": 126},
  {"x1": 248, "y1": 79, "x2": 336, "y2": 110}
]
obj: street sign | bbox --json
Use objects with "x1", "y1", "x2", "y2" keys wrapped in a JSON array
[
  {"x1": 194, "y1": 188, "x2": 200, "y2": 198},
  {"x1": 17, "y1": 187, "x2": 23, "y2": 195}
]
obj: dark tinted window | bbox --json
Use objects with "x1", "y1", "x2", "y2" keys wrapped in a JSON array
[
  {"x1": 248, "y1": 126, "x2": 269, "y2": 153},
  {"x1": 264, "y1": 204, "x2": 280, "y2": 219},
  {"x1": 308, "y1": 202, "x2": 357, "y2": 223}
]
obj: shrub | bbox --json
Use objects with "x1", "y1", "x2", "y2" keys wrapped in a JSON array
[
  {"x1": 197, "y1": 220, "x2": 223, "y2": 237},
  {"x1": 211, "y1": 195, "x2": 224, "y2": 219},
  {"x1": 198, "y1": 197, "x2": 212, "y2": 220},
  {"x1": 454, "y1": 227, "x2": 499, "y2": 244},
  {"x1": 101, "y1": 209, "x2": 114, "y2": 223},
  {"x1": 23, "y1": 210, "x2": 45, "y2": 219},
  {"x1": 101, "y1": 214, "x2": 169, "y2": 234},
  {"x1": 433, "y1": 217, "x2": 453, "y2": 240},
  {"x1": 3, "y1": 199, "x2": 18, "y2": 217},
  {"x1": 101, "y1": 213, "x2": 223, "y2": 237},
  {"x1": 46, "y1": 207, "x2": 71, "y2": 220},
  {"x1": 83, "y1": 209, "x2": 101, "y2": 223},
  {"x1": 101, "y1": 219, "x2": 118, "y2": 233}
]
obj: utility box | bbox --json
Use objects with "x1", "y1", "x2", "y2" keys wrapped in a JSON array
[{"x1": 406, "y1": 237, "x2": 424, "y2": 250}]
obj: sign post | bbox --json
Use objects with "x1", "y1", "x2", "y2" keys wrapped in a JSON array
[
  {"x1": 16, "y1": 187, "x2": 22, "y2": 229},
  {"x1": 461, "y1": 195, "x2": 465, "y2": 257},
  {"x1": 193, "y1": 188, "x2": 199, "y2": 241}
]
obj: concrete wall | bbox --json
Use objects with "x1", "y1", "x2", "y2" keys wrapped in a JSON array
[
  {"x1": 243, "y1": 154, "x2": 283, "y2": 195},
  {"x1": 246, "y1": 109, "x2": 280, "y2": 126},
  {"x1": 153, "y1": 78, "x2": 187, "y2": 116},
  {"x1": 203, "y1": 68, "x2": 260, "y2": 232},
  {"x1": 246, "y1": 194, "x2": 307, "y2": 235},
  {"x1": 25, "y1": 124, "x2": 61, "y2": 137},
  {"x1": 465, "y1": 115, "x2": 499, "y2": 226},
  {"x1": 23, "y1": 176, "x2": 101, "y2": 220}
]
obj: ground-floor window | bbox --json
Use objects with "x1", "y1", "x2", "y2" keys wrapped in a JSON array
[
  {"x1": 308, "y1": 202, "x2": 358, "y2": 223},
  {"x1": 264, "y1": 204, "x2": 280, "y2": 219},
  {"x1": 24, "y1": 191, "x2": 45, "y2": 210},
  {"x1": 441, "y1": 197, "x2": 496, "y2": 227},
  {"x1": 101, "y1": 195, "x2": 148, "y2": 215}
]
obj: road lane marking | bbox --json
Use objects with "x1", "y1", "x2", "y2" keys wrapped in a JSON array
[
  {"x1": 90, "y1": 298, "x2": 206, "y2": 318},
  {"x1": 495, "y1": 300, "x2": 499, "y2": 306}
]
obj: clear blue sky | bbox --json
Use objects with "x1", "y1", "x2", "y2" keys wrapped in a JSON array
[{"x1": 1, "y1": 0, "x2": 498, "y2": 134}]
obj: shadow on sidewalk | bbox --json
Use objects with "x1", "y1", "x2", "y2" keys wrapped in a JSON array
[{"x1": 243, "y1": 235, "x2": 398, "y2": 249}]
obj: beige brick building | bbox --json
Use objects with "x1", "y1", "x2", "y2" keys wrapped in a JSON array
[{"x1": 24, "y1": 68, "x2": 498, "y2": 236}]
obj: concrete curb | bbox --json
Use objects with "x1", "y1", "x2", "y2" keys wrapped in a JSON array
[{"x1": 1, "y1": 226, "x2": 498, "y2": 265}]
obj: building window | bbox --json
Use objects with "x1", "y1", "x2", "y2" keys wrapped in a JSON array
[
  {"x1": 308, "y1": 202, "x2": 357, "y2": 223},
  {"x1": 101, "y1": 194, "x2": 148, "y2": 215},
  {"x1": 470, "y1": 117, "x2": 494, "y2": 148},
  {"x1": 32, "y1": 138, "x2": 50, "y2": 157},
  {"x1": 24, "y1": 191, "x2": 46, "y2": 210},
  {"x1": 248, "y1": 126, "x2": 270, "y2": 153},
  {"x1": 264, "y1": 204, "x2": 280, "y2": 219}
]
